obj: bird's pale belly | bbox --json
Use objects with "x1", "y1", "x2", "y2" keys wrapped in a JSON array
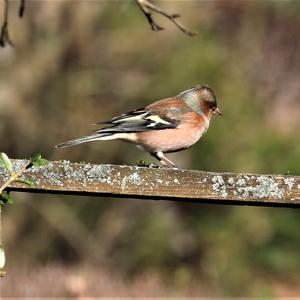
[{"x1": 136, "y1": 124, "x2": 207, "y2": 153}]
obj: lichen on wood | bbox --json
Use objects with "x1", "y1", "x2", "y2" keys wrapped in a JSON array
[{"x1": 0, "y1": 160, "x2": 299, "y2": 207}]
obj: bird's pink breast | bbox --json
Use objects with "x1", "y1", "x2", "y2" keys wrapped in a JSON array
[{"x1": 136, "y1": 112, "x2": 210, "y2": 153}]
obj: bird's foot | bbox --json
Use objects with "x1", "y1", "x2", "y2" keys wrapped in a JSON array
[{"x1": 137, "y1": 160, "x2": 160, "y2": 168}]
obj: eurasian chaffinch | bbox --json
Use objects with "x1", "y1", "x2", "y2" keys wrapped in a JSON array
[{"x1": 55, "y1": 85, "x2": 222, "y2": 167}]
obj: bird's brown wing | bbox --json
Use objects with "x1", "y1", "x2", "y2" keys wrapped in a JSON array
[{"x1": 93, "y1": 101, "x2": 181, "y2": 134}]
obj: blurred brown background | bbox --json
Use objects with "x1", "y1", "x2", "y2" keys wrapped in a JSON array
[{"x1": 0, "y1": 0, "x2": 300, "y2": 297}]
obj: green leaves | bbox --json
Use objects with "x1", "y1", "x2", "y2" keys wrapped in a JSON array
[
  {"x1": 0, "y1": 153, "x2": 13, "y2": 176},
  {"x1": 30, "y1": 153, "x2": 48, "y2": 167},
  {"x1": 0, "y1": 192, "x2": 13, "y2": 205},
  {"x1": 0, "y1": 152, "x2": 48, "y2": 206}
]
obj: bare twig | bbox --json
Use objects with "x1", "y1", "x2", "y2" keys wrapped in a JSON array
[
  {"x1": 19, "y1": 0, "x2": 25, "y2": 18},
  {"x1": 0, "y1": 0, "x2": 14, "y2": 47},
  {"x1": 0, "y1": 161, "x2": 32, "y2": 194},
  {"x1": 0, "y1": 205, "x2": 5, "y2": 277},
  {"x1": 136, "y1": 0, "x2": 197, "y2": 37},
  {"x1": 136, "y1": 0, "x2": 163, "y2": 31},
  {"x1": 0, "y1": 206, "x2": 2, "y2": 246},
  {"x1": 0, "y1": 196, "x2": 5, "y2": 277}
]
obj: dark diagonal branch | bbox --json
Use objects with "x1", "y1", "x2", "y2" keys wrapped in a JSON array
[
  {"x1": 136, "y1": 0, "x2": 163, "y2": 31},
  {"x1": 0, "y1": 0, "x2": 25, "y2": 47},
  {"x1": 136, "y1": 0, "x2": 197, "y2": 37},
  {"x1": 0, "y1": 0, "x2": 14, "y2": 47},
  {"x1": 19, "y1": 0, "x2": 25, "y2": 18}
]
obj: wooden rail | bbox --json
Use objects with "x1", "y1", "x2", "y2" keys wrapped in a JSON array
[{"x1": 0, "y1": 160, "x2": 299, "y2": 207}]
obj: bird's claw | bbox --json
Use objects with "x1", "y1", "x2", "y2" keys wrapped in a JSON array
[{"x1": 137, "y1": 160, "x2": 160, "y2": 168}]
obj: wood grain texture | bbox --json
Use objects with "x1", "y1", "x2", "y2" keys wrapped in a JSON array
[{"x1": 0, "y1": 160, "x2": 299, "y2": 207}]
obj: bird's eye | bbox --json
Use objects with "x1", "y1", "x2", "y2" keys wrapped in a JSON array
[{"x1": 207, "y1": 102, "x2": 216, "y2": 109}]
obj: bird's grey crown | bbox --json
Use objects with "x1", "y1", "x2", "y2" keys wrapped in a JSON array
[
  {"x1": 178, "y1": 84, "x2": 218, "y2": 114},
  {"x1": 178, "y1": 85, "x2": 205, "y2": 114},
  {"x1": 179, "y1": 84, "x2": 204, "y2": 96}
]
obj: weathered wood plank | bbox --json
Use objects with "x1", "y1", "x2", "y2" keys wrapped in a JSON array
[{"x1": 0, "y1": 160, "x2": 299, "y2": 207}]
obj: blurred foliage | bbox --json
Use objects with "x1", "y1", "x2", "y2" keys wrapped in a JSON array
[{"x1": 0, "y1": 0, "x2": 300, "y2": 297}]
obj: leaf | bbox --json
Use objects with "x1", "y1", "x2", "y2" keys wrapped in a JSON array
[
  {"x1": 0, "y1": 192, "x2": 14, "y2": 205},
  {"x1": 0, "y1": 153, "x2": 13, "y2": 175},
  {"x1": 31, "y1": 153, "x2": 41, "y2": 161},
  {"x1": 15, "y1": 178, "x2": 37, "y2": 187},
  {"x1": 0, "y1": 247, "x2": 5, "y2": 269},
  {"x1": 31, "y1": 153, "x2": 49, "y2": 167}
]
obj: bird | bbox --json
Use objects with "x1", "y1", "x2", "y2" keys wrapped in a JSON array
[{"x1": 55, "y1": 85, "x2": 222, "y2": 168}]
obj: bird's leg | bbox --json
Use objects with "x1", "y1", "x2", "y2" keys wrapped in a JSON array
[{"x1": 152, "y1": 152, "x2": 178, "y2": 169}]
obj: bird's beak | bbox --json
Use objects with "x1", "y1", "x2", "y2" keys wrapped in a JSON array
[{"x1": 213, "y1": 107, "x2": 222, "y2": 116}]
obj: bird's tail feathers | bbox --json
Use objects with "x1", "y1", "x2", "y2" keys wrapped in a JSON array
[{"x1": 55, "y1": 133, "x2": 113, "y2": 149}]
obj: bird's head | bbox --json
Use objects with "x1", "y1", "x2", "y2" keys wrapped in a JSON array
[{"x1": 179, "y1": 84, "x2": 222, "y2": 116}]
